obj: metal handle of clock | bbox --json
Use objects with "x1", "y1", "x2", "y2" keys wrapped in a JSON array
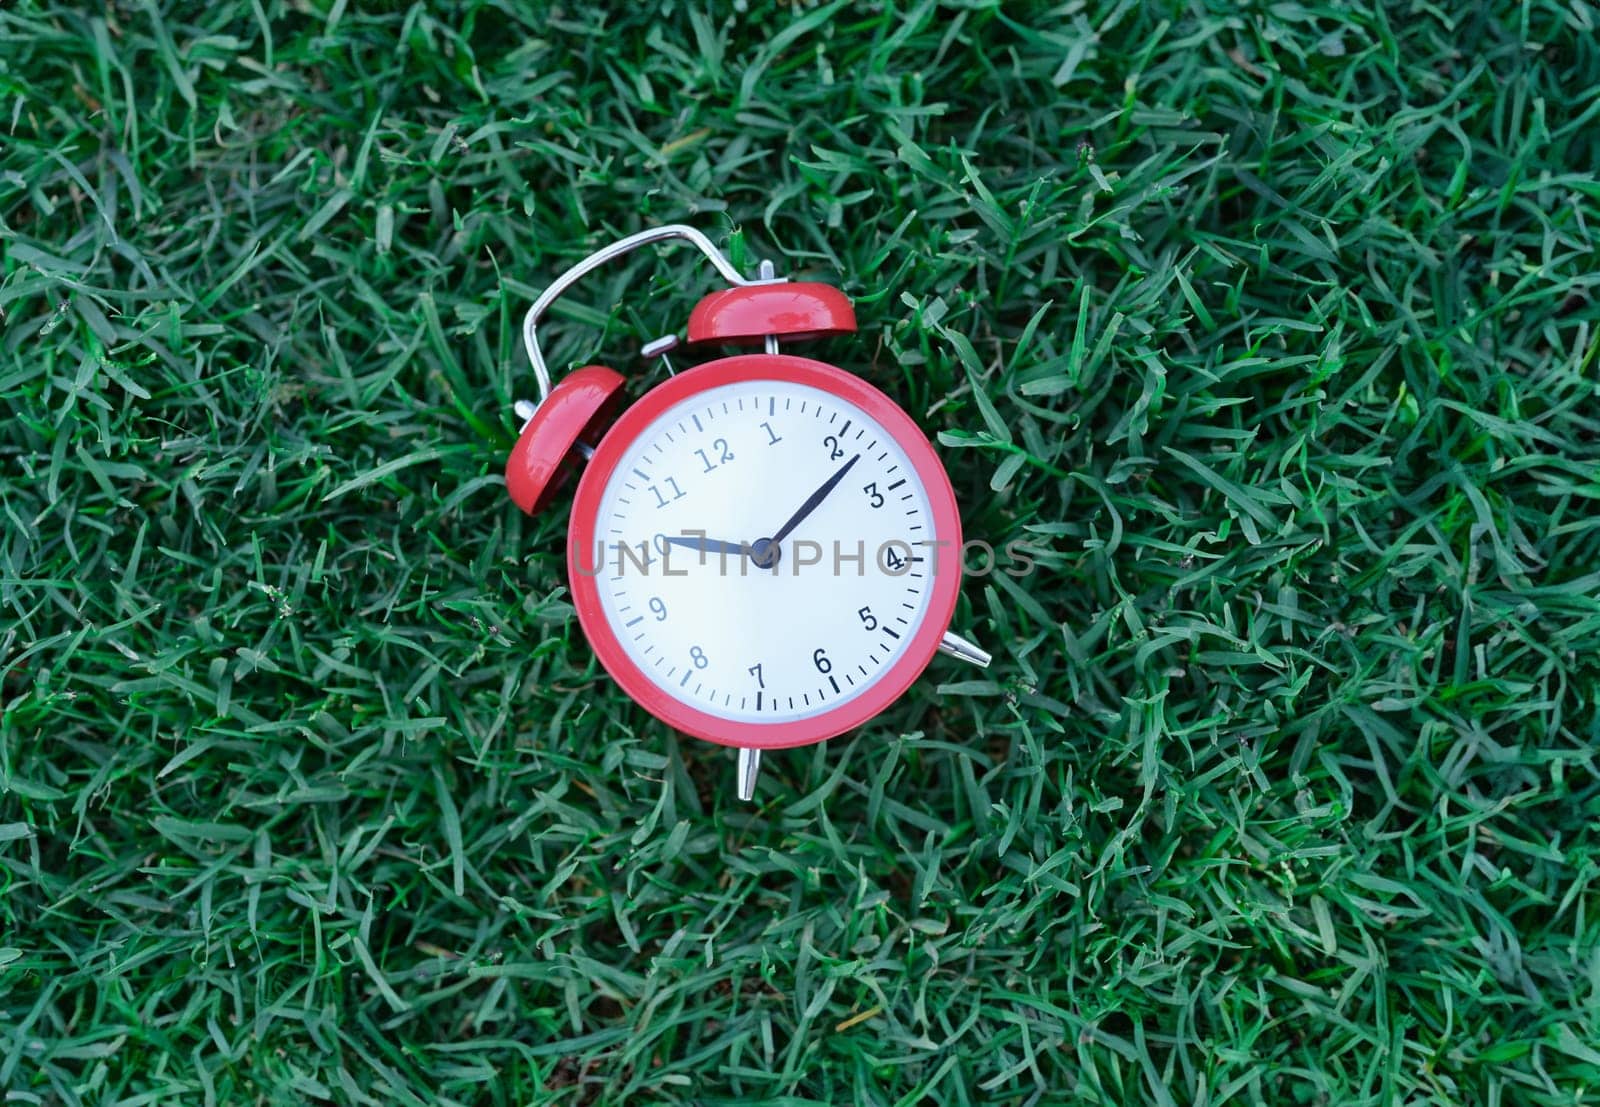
[{"x1": 520, "y1": 224, "x2": 776, "y2": 407}]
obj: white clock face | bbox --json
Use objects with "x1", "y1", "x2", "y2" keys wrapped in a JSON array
[{"x1": 584, "y1": 377, "x2": 940, "y2": 724}]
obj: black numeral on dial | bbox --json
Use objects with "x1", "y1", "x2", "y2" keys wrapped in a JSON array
[
  {"x1": 694, "y1": 438, "x2": 734, "y2": 473},
  {"x1": 649, "y1": 477, "x2": 686, "y2": 509}
]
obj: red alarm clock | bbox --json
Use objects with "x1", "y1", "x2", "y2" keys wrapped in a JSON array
[{"x1": 505, "y1": 226, "x2": 990, "y2": 800}]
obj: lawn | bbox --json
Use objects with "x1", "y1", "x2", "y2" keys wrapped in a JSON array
[{"x1": 3, "y1": 1, "x2": 1599, "y2": 1103}]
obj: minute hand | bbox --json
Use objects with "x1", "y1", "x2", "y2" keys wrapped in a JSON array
[{"x1": 768, "y1": 453, "x2": 861, "y2": 546}]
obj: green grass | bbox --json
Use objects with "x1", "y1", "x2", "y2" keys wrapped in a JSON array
[{"x1": 3, "y1": 0, "x2": 1599, "y2": 1103}]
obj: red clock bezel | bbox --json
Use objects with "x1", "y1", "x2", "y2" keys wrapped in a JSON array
[{"x1": 566, "y1": 353, "x2": 963, "y2": 750}]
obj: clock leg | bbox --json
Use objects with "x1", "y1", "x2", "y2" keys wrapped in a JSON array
[
  {"x1": 736, "y1": 747, "x2": 761, "y2": 802},
  {"x1": 938, "y1": 630, "x2": 992, "y2": 668}
]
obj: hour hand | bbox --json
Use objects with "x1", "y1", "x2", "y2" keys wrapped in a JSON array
[{"x1": 663, "y1": 534, "x2": 749, "y2": 560}]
